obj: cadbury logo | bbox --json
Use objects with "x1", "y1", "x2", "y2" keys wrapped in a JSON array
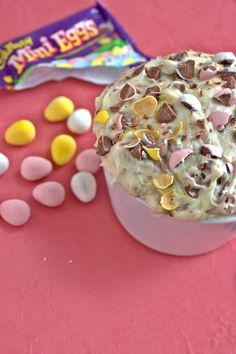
[{"x1": 0, "y1": 37, "x2": 33, "y2": 70}]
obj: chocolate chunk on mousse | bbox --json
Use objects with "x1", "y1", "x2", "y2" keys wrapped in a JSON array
[
  {"x1": 144, "y1": 85, "x2": 160, "y2": 99},
  {"x1": 130, "y1": 143, "x2": 142, "y2": 160},
  {"x1": 157, "y1": 103, "x2": 177, "y2": 123},
  {"x1": 146, "y1": 66, "x2": 161, "y2": 80},
  {"x1": 214, "y1": 93, "x2": 231, "y2": 106},
  {"x1": 174, "y1": 82, "x2": 186, "y2": 92},
  {"x1": 120, "y1": 83, "x2": 136, "y2": 101},
  {"x1": 177, "y1": 60, "x2": 195, "y2": 80},
  {"x1": 222, "y1": 77, "x2": 236, "y2": 89},
  {"x1": 121, "y1": 113, "x2": 138, "y2": 128},
  {"x1": 96, "y1": 136, "x2": 112, "y2": 156},
  {"x1": 128, "y1": 63, "x2": 145, "y2": 78},
  {"x1": 220, "y1": 70, "x2": 236, "y2": 82}
]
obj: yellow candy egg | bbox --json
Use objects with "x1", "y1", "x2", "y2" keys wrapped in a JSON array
[
  {"x1": 51, "y1": 134, "x2": 77, "y2": 166},
  {"x1": 166, "y1": 121, "x2": 184, "y2": 140},
  {"x1": 4, "y1": 119, "x2": 36, "y2": 146},
  {"x1": 143, "y1": 147, "x2": 161, "y2": 161},
  {"x1": 153, "y1": 174, "x2": 174, "y2": 189},
  {"x1": 132, "y1": 96, "x2": 157, "y2": 117},
  {"x1": 160, "y1": 190, "x2": 179, "y2": 211},
  {"x1": 94, "y1": 109, "x2": 109, "y2": 125},
  {"x1": 44, "y1": 96, "x2": 74, "y2": 122}
]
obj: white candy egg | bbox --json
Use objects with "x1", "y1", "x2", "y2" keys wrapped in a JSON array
[
  {"x1": 71, "y1": 171, "x2": 97, "y2": 203},
  {"x1": 67, "y1": 109, "x2": 92, "y2": 134},
  {"x1": 180, "y1": 94, "x2": 202, "y2": 112},
  {"x1": 0, "y1": 153, "x2": 9, "y2": 176},
  {"x1": 213, "y1": 52, "x2": 235, "y2": 64}
]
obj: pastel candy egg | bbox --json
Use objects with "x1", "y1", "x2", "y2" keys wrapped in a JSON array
[
  {"x1": 200, "y1": 144, "x2": 223, "y2": 158},
  {"x1": 20, "y1": 156, "x2": 53, "y2": 181},
  {"x1": 169, "y1": 148, "x2": 193, "y2": 169},
  {"x1": 0, "y1": 153, "x2": 9, "y2": 176},
  {"x1": 51, "y1": 134, "x2": 77, "y2": 165},
  {"x1": 160, "y1": 190, "x2": 179, "y2": 211},
  {"x1": 132, "y1": 96, "x2": 157, "y2": 116},
  {"x1": 179, "y1": 94, "x2": 201, "y2": 112},
  {"x1": 71, "y1": 172, "x2": 97, "y2": 203},
  {"x1": 44, "y1": 96, "x2": 74, "y2": 122},
  {"x1": 143, "y1": 147, "x2": 162, "y2": 161},
  {"x1": 67, "y1": 109, "x2": 92, "y2": 134},
  {"x1": 153, "y1": 174, "x2": 174, "y2": 189},
  {"x1": 213, "y1": 52, "x2": 235, "y2": 64},
  {"x1": 199, "y1": 67, "x2": 217, "y2": 81},
  {"x1": 214, "y1": 88, "x2": 232, "y2": 98},
  {"x1": 94, "y1": 109, "x2": 109, "y2": 125},
  {"x1": 5, "y1": 119, "x2": 36, "y2": 146},
  {"x1": 209, "y1": 111, "x2": 230, "y2": 129},
  {"x1": 0, "y1": 199, "x2": 30, "y2": 226},
  {"x1": 75, "y1": 149, "x2": 101, "y2": 174},
  {"x1": 33, "y1": 181, "x2": 65, "y2": 207}
]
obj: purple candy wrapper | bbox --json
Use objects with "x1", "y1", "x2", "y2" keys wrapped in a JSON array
[{"x1": 0, "y1": 2, "x2": 148, "y2": 90}]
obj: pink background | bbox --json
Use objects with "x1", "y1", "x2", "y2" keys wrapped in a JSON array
[{"x1": 1, "y1": 0, "x2": 236, "y2": 353}]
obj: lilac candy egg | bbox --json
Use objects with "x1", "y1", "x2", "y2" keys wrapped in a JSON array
[
  {"x1": 75, "y1": 149, "x2": 101, "y2": 174},
  {"x1": 0, "y1": 199, "x2": 31, "y2": 226},
  {"x1": 33, "y1": 181, "x2": 65, "y2": 207},
  {"x1": 20, "y1": 156, "x2": 53, "y2": 181}
]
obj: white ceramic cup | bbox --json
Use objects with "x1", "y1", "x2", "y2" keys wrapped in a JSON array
[{"x1": 104, "y1": 169, "x2": 236, "y2": 256}]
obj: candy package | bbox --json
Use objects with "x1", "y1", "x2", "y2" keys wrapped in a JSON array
[{"x1": 0, "y1": 2, "x2": 148, "y2": 90}]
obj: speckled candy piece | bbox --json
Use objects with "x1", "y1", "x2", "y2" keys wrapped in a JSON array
[{"x1": 0, "y1": 199, "x2": 31, "y2": 226}]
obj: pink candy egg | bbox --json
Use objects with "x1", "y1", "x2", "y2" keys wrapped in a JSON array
[
  {"x1": 32, "y1": 181, "x2": 65, "y2": 207},
  {"x1": 75, "y1": 149, "x2": 101, "y2": 174},
  {"x1": 209, "y1": 111, "x2": 230, "y2": 129},
  {"x1": 0, "y1": 199, "x2": 31, "y2": 226},
  {"x1": 199, "y1": 67, "x2": 217, "y2": 81},
  {"x1": 169, "y1": 149, "x2": 193, "y2": 169},
  {"x1": 213, "y1": 88, "x2": 232, "y2": 98},
  {"x1": 116, "y1": 114, "x2": 123, "y2": 130},
  {"x1": 20, "y1": 156, "x2": 53, "y2": 181}
]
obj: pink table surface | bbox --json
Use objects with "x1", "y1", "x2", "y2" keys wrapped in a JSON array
[{"x1": 1, "y1": 1, "x2": 236, "y2": 353}]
